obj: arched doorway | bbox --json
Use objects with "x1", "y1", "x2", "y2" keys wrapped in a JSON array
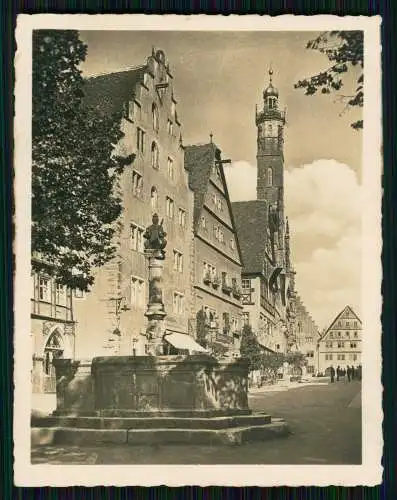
[{"x1": 43, "y1": 329, "x2": 64, "y2": 393}]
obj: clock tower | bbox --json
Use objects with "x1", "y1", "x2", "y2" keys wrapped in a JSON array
[{"x1": 256, "y1": 69, "x2": 286, "y2": 207}]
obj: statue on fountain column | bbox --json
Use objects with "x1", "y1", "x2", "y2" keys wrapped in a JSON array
[{"x1": 143, "y1": 213, "x2": 167, "y2": 259}]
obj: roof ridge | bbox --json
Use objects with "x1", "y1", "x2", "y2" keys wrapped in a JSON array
[{"x1": 85, "y1": 64, "x2": 146, "y2": 80}]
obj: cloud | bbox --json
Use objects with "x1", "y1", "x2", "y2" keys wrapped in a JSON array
[
  {"x1": 225, "y1": 158, "x2": 362, "y2": 330},
  {"x1": 224, "y1": 160, "x2": 257, "y2": 201}
]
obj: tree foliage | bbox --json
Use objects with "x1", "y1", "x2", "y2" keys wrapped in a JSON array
[
  {"x1": 32, "y1": 30, "x2": 127, "y2": 290},
  {"x1": 294, "y1": 31, "x2": 364, "y2": 130},
  {"x1": 240, "y1": 324, "x2": 263, "y2": 370},
  {"x1": 196, "y1": 309, "x2": 209, "y2": 349}
]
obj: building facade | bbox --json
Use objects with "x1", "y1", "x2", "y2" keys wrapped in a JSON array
[
  {"x1": 317, "y1": 305, "x2": 362, "y2": 374},
  {"x1": 185, "y1": 142, "x2": 244, "y2": 355},
  {"x1": 31, "y1": 253, "x2": 75, "y2": 405},
  {"x1": 293, "y1": 294, "x2": 320, "y2": 374},
  {"x1": 74, "y1": 48, "x2": 194, "y2": 357}
]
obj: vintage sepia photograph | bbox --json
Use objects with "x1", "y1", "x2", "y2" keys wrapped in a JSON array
[{"x1": 14, "y1": 15, "x2": 382, "y2": 486}]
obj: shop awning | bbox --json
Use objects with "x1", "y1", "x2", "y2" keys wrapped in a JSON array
[{"x1": 164, "y1": 333, "x2": 209, "y2": 353}]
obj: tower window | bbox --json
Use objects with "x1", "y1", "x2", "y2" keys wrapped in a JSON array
[
  {"x1": 151, "y1": 141, "x2": 159, "y2": 169},
  {"x1": 267, "y1": 167, "x2": 273, "y2": 187}
]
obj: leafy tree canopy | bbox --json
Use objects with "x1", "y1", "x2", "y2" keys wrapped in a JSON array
[
  {"x1": 240, "y1": 324, "x2": 263, "y2": 371},
  {"x1": 32, "y1": 30, "x2": 128, "y2": 290},
  {"x1": 294, "y1": 31, "x2": 363, "y2": 130}
]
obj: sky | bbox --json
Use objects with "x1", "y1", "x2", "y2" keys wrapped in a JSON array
[{"x1": 80, "y1": 30, "x2": 363, "y2": 330}]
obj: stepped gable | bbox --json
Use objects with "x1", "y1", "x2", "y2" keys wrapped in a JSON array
[
  {"x1": 231, "y1": 200, "x2": 269, "y2": 275},
  {"x1": 83, "y1": 66, "x2": 145, "y2": 116}
]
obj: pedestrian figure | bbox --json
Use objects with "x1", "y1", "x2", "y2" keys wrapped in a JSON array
[
  {"x1": 336, "y1": 366, "x2": 340, "y2": 382},
  {"x1": 330, "y1": 365, "x2": 335, "y2": 383},
  {"x1": 351, "y1": 366, "x2": 355, "y2": 380},
  {"x1": 347, "y1": 365, "x2": 352, "y2": 382}
]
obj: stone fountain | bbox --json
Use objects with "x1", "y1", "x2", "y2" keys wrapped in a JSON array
[{"x1": 31, "y1": 214, "x2": 289, "y2": 447}]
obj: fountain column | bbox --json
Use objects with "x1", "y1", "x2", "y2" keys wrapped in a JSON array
[{"x1": 144, "y1": 249, "x2": 167, "y2": 355}]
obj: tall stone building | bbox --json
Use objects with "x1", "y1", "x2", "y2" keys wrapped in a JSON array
[
  {"x1": 317, "y1": 305, "x2": 362, "y2": 374},
  {"x1": 232, "y1": 70, "x2": 297, "y2": 354},
  {"x1": 185, "y1": 142, "x2": 244, "y2": 355},
  {"x1": 73, "y1": 48, "x2": 194, "y2": 357},
  {"x1": 31, "y1": 252, "x2": 75, "y2": 409}
]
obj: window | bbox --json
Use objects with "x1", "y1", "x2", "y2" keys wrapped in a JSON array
[
  {"x1": 337, "y1": 341, "x2": 345, "y2": 348},
  {"x1": 131, "y1": 277, "x2": 145, "y2": 308},
  {"x1": 166, "y1": 196, "x2": 174, "y2": 218},
  {"x1": 345, "y1": 331, "x2": 350, "y2": 338},
  {"x1": 128, "y1": 100, "x2": 141, "y2": 122},
  {"x1": 346, "y1": 321, "x2": 349, "y2": 327},
  {"x1": 267, "y1": 168, "x2": 273, "y2": 187},
  {"x1": 354, "y1": 331, "x2": 358, "y2": 338},
  {"x1": 132, "y1": 170, "x2": 143, "y2": 198},
  {"x1": 353, "y1": 354, "x2": 357, "y2": 361},
  {"x1": 173, "y1": 292, "x2": 184, "y2": 315},
  {"x1": 230, "y1": 238, "x2": 235, "y2": 250},
  {"x1": 242, "y1": 279, "x2": 251, "y2": 291},
  {"x1": 150, "y1": 186, "x2": 158, "y2": 212},
  {"x1": 151, "y1": 141, "x2": 159, "y2": 169},
  {"x1": 354, "y1": 321, "x2": 358, "y2": 327},
  {"x1": 242, "y1": 312, "x2": 250, "y2": 326},
  {"x1": 329, "y1": 332, "x2": 334, "y2": 339},
  {"x1": 130, "y1": 224, "x2": 144, "y2": 252},
  {"x1": 338, "y1": 321, "x2": 341, "y2": 326},
  {"x1": 178, "y1": 208, "x2": 186, "y2": 228},
  {"x1": 134, "y1": 101, "x2": 141, "y2": 121},
  {"x1": 167, "y1": 119, "x2": 173, "y2": 136},
  {"x1": 152, "y1": 103, "x2": 159, "y2": 132},
  {"x1": 232, "y1": 317, "x2": 239, "y2": 332},
  {"x1": 137, "y1": 128, "x2": 145, "y2": 153},
  {"x1": 214, "y1": 225, "x2": 219, "y2": 240},
  {"x1": 326, "y1": 341, "x2": 333, "y2": 348},
  {"x1": 167, "y1": 157, "x2": 175, "y2": 180},
  {"x1": 350, "y1": 342, "x2": 357, "y2": 348},
  {"x1": 39, "y1": 277, "x2": 50, "y2": 302},
  {"x1": 173, "y1": 250, "x2": 183, "y2": 273},
  {"x1": 338, "y1": 331, "x2": 341, "y2": 337},
  {"x1": 222, "y1": 312, "x2": 230, "y2": 334},
  {"x1": 55, "y1": 283, "x2": 66, "y2": 306},
  {"x1": 201, "y1": 216, "x2": 207, "y2": 229}
]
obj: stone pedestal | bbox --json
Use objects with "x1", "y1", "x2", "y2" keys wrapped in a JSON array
[
  {"x1": 52, "y1": 355, "x2": 250, "y2": 416},
  {"x1": 144, "y1": 250, "x2": 167, "y2": 356}
]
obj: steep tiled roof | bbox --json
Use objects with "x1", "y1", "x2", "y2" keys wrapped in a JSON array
[
  {"x1": 185, "y1": 143, "x2": 244, "y2": 267},
  {"x1": 232, "y1": 200, "x2": 269, "y2": 275},
  {"x1": 321, "y1": 305, "x2": 362, "y2": 339},
  {"x1": 184, "y1": 143, "x2": 218, "y2": 229},
  {"x1": 83, "y1": 66, "x2": 145, "y2": 115}
]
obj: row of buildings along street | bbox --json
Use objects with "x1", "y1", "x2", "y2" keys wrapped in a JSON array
[{"x1": 30, "y1": 48, "x2": 362, "y2": 411}]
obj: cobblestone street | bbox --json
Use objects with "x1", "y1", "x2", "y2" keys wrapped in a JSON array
[{"x1": 31, "y1": 379, "x2": 361, "y2": 465}]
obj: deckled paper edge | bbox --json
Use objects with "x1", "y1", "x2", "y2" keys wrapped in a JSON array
[{"x1": 13, "y1": 13, "x2": 383, "y2": 487}]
